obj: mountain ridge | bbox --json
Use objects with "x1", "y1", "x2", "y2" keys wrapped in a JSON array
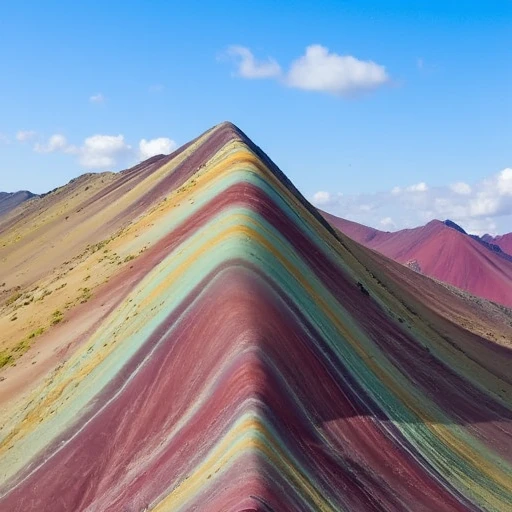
[
  {"x1": 0, "y1": 123, "x2": 511, "y2": 511},
  {"x1": 443, "y1": 219, "x2": 512, "y2": 262},
  {"x1": 0, "y1": 190, "x2": 36, "y2": 217}
]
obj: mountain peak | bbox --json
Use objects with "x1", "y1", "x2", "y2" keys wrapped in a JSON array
[
  {"x1": 213, "y1": 120, "x2": 246, "y2": 142},
  {"x1": 0, "y1": 190, "x2": 37, "y2": 218},
  {"x1": 1, "y1": 123, "x2": 511, "y2": 511},
  {"x1": 216, "y1": 119, "x2": 240, "y2": 130},
  {"x1": 443, "y1": 219, "x2": 467, "y2": 234}
]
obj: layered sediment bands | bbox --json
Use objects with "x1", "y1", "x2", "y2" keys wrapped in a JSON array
[{"x1": 0, "y1": 123, "x2": 511, "y2": 511}]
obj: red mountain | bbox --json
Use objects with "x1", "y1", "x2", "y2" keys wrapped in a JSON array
[{"x1": 320, "y1": 211, "x2": 512, "y2": 308}]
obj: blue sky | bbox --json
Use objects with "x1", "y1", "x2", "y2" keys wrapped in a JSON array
[{"x1": 0, "y1": 1, "x2": 511, "y2": 234}]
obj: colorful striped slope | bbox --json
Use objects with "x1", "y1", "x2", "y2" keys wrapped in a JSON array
[{"x1": 0, "y1": 123, "x2": 511, "y2": 511}]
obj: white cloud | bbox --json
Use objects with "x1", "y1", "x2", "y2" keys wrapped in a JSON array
[
  {"x1": 34, "y1": 133, "x2": 129, "y2": 168},
  {"x1": 406, "y1": 182, "x2": 428, "y2": 192},
  {"x1": 286, "y1": 45, "x2": 389, "y2": 96},
  {"x1": 497, "y1": 168, "x2": 512, "y2": 196},
  {"x1": 450, "y1": 182, "x2": 471, "y2": 195},
  {"x1": 223, "y1": 44, "x2": 389, "y2": 97},
  {"x1": 380, "y1": 217, "x2": 395, "y2": 228},
  {"x1": 313, "y1": 168, "x2": 512, "y2": 236},
  {"x1": 16, "y1": 130, "x2": 37, "y2": 142},
  {"x1": 225, "y1": 46, "x2": 282, "y2": 79},
  {"x1": 312, "y1": 191, "x2": 332, "y2": 206},
  {"x1": 467, "y1": 168, "x2": 512, "y2": 218},
  {"x1": 79, "y1": 134, "x2": 131, "y2": 168},
  {"x1": 0, "y1": 133, "x2": 10, "y2": 145},
  {"x1": 34, "y1": 134, "x2": 70, "y2": 153},
  {"x1": 460, "y1": 218, "x2": 498, "y2": 237},
  {"x1": 89, "y1": 93, "x2": 105, "y2": 104},
  {"x1": 139, "y1": 137, "x2": 177, "y2": 160},
  {"x1": 32, "y1": 132, "x2": 177, "y2": 170}
]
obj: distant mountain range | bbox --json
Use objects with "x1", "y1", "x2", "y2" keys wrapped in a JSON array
[{"x1": 320, "y1": 211, "x2": 512, "y2": 308}]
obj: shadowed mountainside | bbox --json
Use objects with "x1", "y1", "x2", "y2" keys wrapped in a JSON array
[
  {"x1": 0, "y1": 123, "x2": 511, "y2": 511},
  {"x1": 0, "y1": 190, "x2": 36, "y2": 217},
  {"x1": 321, "y1": 211, "x2": 512, "y2": 308},
  {"x1": 483, "y1": 232, "x2": 512, "y2": 256}
]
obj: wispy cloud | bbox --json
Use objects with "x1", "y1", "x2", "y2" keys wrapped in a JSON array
[
  {"x1": 311, "y1": 168, "x2": 512, "y2": 235},
  {"x1": 89, "y1": 93, "x2": 106, "y2": 104},
  {"x1": 450, "y1": 182, "x2": 472, "y2": 195},
  {"x1": 222, "y1": 44, "x2": 389, "y2": 96},
  {"x1": 34, "y1": 133, "x2": 131, "y2": 168},
  {"x1": 311, "y1": 191, "x2": 334, "y2": 206},
  {"x1": 224, "y1": 46, "x2": 282, "y2": 79},
  {"x1": 16, "y1": 130, "x2": 37, "y2": 142},
  {"x1": 34, "y1": 134, "x2": 71, "y2": 153},
  {"x1": 416, "y1": 57, "x2": 437, "y2": 75},
  {"x1": 32, "y1": 133, "x2": 178, "y2": 170},
  {"x1": 406, "y1": 182, "x2": 428, "y2": 192},
  {"x1": 380, "y1": 216, "x2": 396, "y2": 228}
]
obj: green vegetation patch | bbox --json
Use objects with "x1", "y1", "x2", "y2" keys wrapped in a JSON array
[
  {"x1": 51, "y1": 310, "x2": 64, "y2": 325},
  {"x1": 0, "y1": 327, "x2": 45, "y2": 369},
  {"x1": 79, "y1": 287, "x2": 92, "y2": 303},
  {"x1": 5, "y1": 291, "x2": 22, "y2": 306}
]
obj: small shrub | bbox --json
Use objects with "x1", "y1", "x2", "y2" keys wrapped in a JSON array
[
  {"x1": 28, "y1": 327, "x2": 45, "y2": 339},
  {"x1": 0, "y1": 351, "x2": 13, "y2": 368},
  {"x1": 80, "y1": 288, "x2": 92, "y2": 303},
  {"x1": 6, "y1": 292, "x2": 22, "y2": 306},
  {"x1": 37, "y1": 289, "x2": 53, "y2": 302},
  {"x1": 51, "y1": 310, "x2": 64, "y2": 325},
  {"x1": 13, "y1": 338, "x2": 31, "y2": 354}
]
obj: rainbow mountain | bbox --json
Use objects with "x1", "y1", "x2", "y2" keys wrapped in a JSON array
[{"x1": 0, "y1": 122, "x2": 511, "y2": 511}]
